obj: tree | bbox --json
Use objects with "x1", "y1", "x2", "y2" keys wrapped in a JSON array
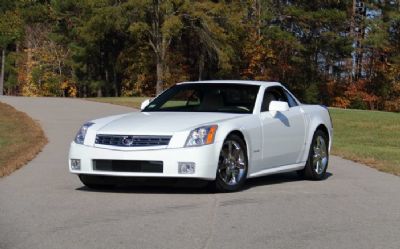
[
  {"x1": 182, "y1": 1, "x2": 239, "y2": 81},
  {"x1": 127, "y1": 0, "x2": 236, "y2": 94},
  {"x1": 0, "y1": 3, "x2": 23, "y2": 95},
  {"x1": 0, "y1": 0, "x2": 399, "y2": 112},
  {"x1": 128, "y1": 0, "x2": 185, "y2": 94}
]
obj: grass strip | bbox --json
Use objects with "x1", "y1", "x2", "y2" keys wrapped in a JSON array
[
  {"x1": 330, "y1": 108, "x2": 400, "y2": 176},
  {"x1": 86, "y1": 97, "x2": 148, "y2": 109},
  {"x1": 0, "y1": 102, "x2": 48, "y2": 177}
]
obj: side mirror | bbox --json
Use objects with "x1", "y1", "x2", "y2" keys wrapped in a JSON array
[
  {"x1": 140, "y1": 99, "x2": 151, "y2": 110},
  {"x1": 269, "y1": 101, "x2": 289, "y2": 117}
]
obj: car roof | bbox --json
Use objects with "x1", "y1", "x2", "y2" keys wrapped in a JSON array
[{"x1": 178, "y1": 80, "x2": 281, "y2": 86}]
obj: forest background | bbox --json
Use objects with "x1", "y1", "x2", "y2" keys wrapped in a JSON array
[{"x1": 1, "y1": 0, "x2": 400, "y2": 111}]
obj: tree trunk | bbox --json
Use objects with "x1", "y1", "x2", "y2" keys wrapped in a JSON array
[
  {"x1": 105, "y1": 68, "x2": 109, "y2": 96},
  {"x1": 26, "y1": 34, "x2": 33, "y2": 93},
  {"x1": 113, "y1": 67, "x2": 118, "y2": 97},
  {"x1": 0, "y1": 48, "x2": 5, "y2": 95},
  {"x1": 352, "y1": 0, "x2": 366, "y2": 81},
  {"x1": 58, "y1": 61, "x2": 64, "y2": 97},
  {"x1": 15, "y1": 43, "x2": 20, "y2": 95},
  {"x1": 156, "y1": 56, "x2": 163, "y2": 95},
  {"x1": 198, "y1": 52, "x2": 204, "y2": 81},
  {"x1": 151, "y1": 0, "x2": 166, "y2": 96},
  {"x1": 97, "y1": 88, "x2": 102, "y2": 97}
]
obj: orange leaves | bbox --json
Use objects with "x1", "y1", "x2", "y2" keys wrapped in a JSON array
[
  {"x1": 384, "y1": 100, "x2": 400, "y2": 112},
  {"x1": 332, "y1": 97, "x2": 350, "y2": 108},
  {"x1": 329, "y1": 80, "x2": 379, "y2": 110},
  {"x1": 16, "y1": 26, "x2": 74, "y2": 97},
  {"x1": 241, "y1": 31, "x2": 274, "y2": 80},
  {"x1": 345, "y1": 80, "x2": 379, "y2": 108}
]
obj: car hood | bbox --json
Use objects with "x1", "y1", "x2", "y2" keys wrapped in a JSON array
[{"x1": 95, "y1": 111, "x2": 243, "y2": 135}]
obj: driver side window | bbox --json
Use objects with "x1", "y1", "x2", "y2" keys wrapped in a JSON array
[{"x1": 261, "y1": 86, "x2": 289, "y2": 112}]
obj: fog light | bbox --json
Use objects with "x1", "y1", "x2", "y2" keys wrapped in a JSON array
[
  {"x1": 71, "y1": 159, "x2": 81, "y2": 170},
  {"x1": 178, "y1": 162, "x2": 195, "y2": 174}
]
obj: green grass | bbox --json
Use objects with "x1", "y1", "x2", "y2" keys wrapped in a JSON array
[
  {"x1": 86, "y1": 97, "x2": 149, "y2": 109},
  {"x1": 86, "y1": 97, "x2": 400, "y2": 176},
  {"x1": 330, "y1": 108, "x2": 400, "y2": 176},
  {"x1": 0, "y1": 102, "x2": 47, "y2": 177}
]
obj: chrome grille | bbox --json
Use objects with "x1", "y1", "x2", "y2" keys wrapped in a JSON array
[{"x1": 95, "y1": 135, "x2": 172, "y2": 147}]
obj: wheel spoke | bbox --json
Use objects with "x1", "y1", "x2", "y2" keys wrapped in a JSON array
[
  {"x1": 219, "y1": 163, "x2": 228, "y2": 170},
  {"x1": 228, "y1": 141, "x2": 233, "y2": 158},
  {"x1": 221, "y1": 148, "x2": 229, "y2": 159},
  {"x1": 223, "y1": 171, "x2": 229, "y2": 182},
  {"x1": 321, "y1": 157, "x2": 328, "y2": 169},
  {"x1": 321, "y1": 142, "x2": 327, "y2": 157},
  {"x1": 229, "y1": 173, "x2": 237, "y2": 185},
  {"x1": 317, "y1": 137, "x2": 321, "y2": 147},
  {"x1": 237, "y1": 160, "x2": 245, "y2": 169},
  {"x1": 232, "y1": 148, "x2": 240, "y2": 160},
  {"x1": 313, "y1": 156, "x2": 319, "y2": 172},
  {"x1": 317, "y1": 160, "x2": 321, "y2": 173}
]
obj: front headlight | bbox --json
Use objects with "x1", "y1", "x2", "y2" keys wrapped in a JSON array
[
  {"x1": 185, "y1": 125, "x2": 218, "y2": 147},
  {"x1": 74, "y1": 122, "x2": 95, "y2": 144}
]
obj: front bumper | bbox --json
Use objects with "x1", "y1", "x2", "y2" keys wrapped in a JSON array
[{"x1": 68, "y1": 141, "x2": 222, "y2": 180}]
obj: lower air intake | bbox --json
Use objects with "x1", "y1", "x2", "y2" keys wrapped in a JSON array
[{"x1": 93, "y1": 160, "x2": 163, "y2": 173}]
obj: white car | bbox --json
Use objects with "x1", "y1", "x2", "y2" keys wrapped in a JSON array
[{"x1": 69, "y1": 80, "x2": 333, "y2": 192}]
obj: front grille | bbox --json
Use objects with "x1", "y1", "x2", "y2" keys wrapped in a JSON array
[
  {"x1": 95, "y1": 135, "x2": 172, "y2": 147},
  {"x1": 93, "y1": 160, "x2": 163, "y2": 173}
]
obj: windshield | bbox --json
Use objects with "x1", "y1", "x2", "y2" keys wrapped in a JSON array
[{"x1": 143, "y1": 83, "x2": 260, "y2": 114}]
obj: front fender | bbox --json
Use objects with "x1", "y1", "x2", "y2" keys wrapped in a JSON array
[{"x1": 214, "y1": 115, "x2": 262, "y2": 174}]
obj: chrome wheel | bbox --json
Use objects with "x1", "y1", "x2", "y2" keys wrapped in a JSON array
[
  {"x1": 218, "y1": 140, "x2": 247, "y2": 186},
  {"x1": 312, "y1": 135, "x2": 328, "y2": 175},
  {"x1": 299, "y1": 130, "x2": 329, "y2": 180}
]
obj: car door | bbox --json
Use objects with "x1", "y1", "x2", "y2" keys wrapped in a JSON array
[{"x1": 258, "y1": 86, "x2": 306, "y2": 170}]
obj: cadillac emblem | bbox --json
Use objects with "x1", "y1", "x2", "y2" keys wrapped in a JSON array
[{"x1": 121, "y1": 136, "x2": 134, "y2": 146}]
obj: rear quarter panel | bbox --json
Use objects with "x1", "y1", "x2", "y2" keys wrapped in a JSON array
[{"x1": 300, "y1": 105, "x2": 333, "y2": 162}]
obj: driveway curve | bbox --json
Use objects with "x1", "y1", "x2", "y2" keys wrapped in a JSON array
[{"x1": 0, "y1": 96, "x2": 399, "y2": 249}]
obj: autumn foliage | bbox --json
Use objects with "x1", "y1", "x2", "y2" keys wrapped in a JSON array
[{"x1": 0, "y1": 0, "x2": 400, "y2": 112}]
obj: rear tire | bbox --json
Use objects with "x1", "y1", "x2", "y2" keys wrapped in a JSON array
[
  {"x1": 79, "y1": 175, "x2": 114, "y2": 189},
  {"x1": 214, "y1": 134, "x2": 248, "y2": 192},
  {"x1": 299, "y1": 130, "x2": 329, "y2": 180}
]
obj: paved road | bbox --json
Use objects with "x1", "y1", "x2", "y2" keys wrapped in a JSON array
[{"x1": 0, "y1": 96, "x2": 399, "y2": 249}]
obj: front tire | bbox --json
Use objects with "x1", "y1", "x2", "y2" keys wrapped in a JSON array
[
  {"x1": 214, "y1": 134, "x2": 248, "y2": 192},
  {"x1": 300, "y1": 130, "x2": 329, "y2": 180}
]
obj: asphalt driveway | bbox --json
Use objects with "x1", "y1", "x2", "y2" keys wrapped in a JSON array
[{"x1": 0, "y1": 96, "x2": 399, "y2": 249}]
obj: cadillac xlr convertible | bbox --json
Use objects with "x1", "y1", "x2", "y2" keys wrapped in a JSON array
[{"x1": 69, "y1": 80, "x2": 333, "y2": 192}]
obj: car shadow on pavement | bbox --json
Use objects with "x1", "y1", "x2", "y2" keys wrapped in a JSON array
[
  {"x1": 76, "y1": 184, "x2": 211, "y2": 194},
  {"x1": 76, "y1": 178, "x2": 212, "y2": 194},
  {"x1": 75, "y1": 172, "x2": 332, "y2": 194},
  {"x1": 243, "y1": 171, "x2": 332, "y2": 191}
]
